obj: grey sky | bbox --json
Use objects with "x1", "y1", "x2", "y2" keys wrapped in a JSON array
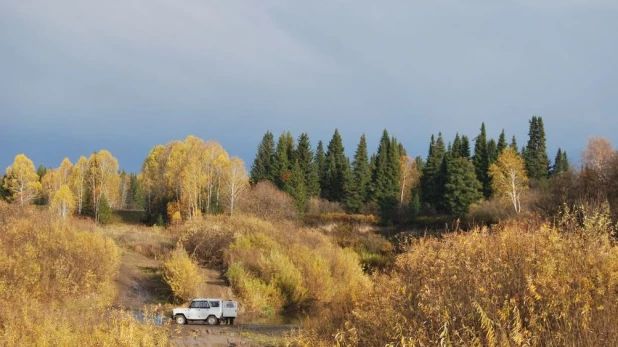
[{"x1": 2, "y1": 0, "x2": 617, "y2": 173}]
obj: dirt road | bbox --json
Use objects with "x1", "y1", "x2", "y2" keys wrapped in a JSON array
[{"x1": 170, "y1": 322, "x2": 301, "y2": 346}]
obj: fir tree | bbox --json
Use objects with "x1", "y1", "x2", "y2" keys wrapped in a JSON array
[
  {"x1": 346, "y1": 134, "x2": 371, "y2": 213},
  {"x1": 452, "y1": 133, "x2": 463, "y2": 158},
  {"x1": 322, "y1": 129, "x2": 350, "y2": 202},
  {"x1": 315, "y1": 140, "x2": 326, "y2": 198},
  {"x1": 444, "y1": 157, "x2": 482, "y2": 217},
  {"x1": 473, "y1": 123, "x2": 491, "y2": 198},
  {"x1": 272, "y1": 132, "x2": 294, "y2": 189},
  {"x1": 285, "y1": 159, "x2": 307, "y2": 214},
  {"x1": 524, "y1": 116, "x2": 550, "y2": 180},
  {"x1": 295, "y1": 133, "x2": 319, "y2": 197},
  {"x1": 250, "y1": 131, "x2": 275, "y2": 185},
  {"x1": 551, "y1": 148, "x2": 570, "y2": 176},
  {"x1": 460, "y1": 136, "x2": 471, "y2": 158},
  {"x1": 509, "y1": 136, "x2": 518, "y2": 151},
  {"x1": 487, "y1": 139, "x2": 498, "y2": 164},
  {"x1": 421, "y1": 133, "x2": 446, "y2": 209},
  {"x1": 497, "y1": 130, "x2": 507, "y2": 154}
]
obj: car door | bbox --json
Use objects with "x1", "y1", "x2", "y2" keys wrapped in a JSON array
[
  {"x1": 186, "y1": 300, "x2": 201, "y2": 320},
  {"x1": 196, "y1": 300, "x2": 210, "y2": 320},
  {"x1": 186, "y1": 300, "x2": 210, "y2": 320}
]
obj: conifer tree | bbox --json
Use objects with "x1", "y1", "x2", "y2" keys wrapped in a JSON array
[
  {"x1": 487, "y1": 139, "x2": 498, "y2": 165},
  {"x1": 285, "y1": 159, "x2": 307, "y2": 214},
  {"x1": 510, "y1": 136, "x2": 518, "y2": 151},
  {"x1": 346, "y1": 134, "x2": 371, "y2": 213},
  {"x1": 322, "y1": 129, "x2": 350, "y2": 202},
  {"x1": 421, "y1": 134, "x2": 446, "y2": 209},
  {"x1": 460, "y1": 136, "x2": 471, "y2": 158},
  {"x1": 250, "y1": 131, "x2": 275, "y2": 185},
  {"x1": 497, "y1": 130, "x2": 507, "y2": 154},
  {"x1": 473, "y1": 123, "x2": 491, "y2": 198},
  {"x1": 272, "y1": 132, "x2": 294, "y2": 189},
  {"x1": 295, "y1": 133, "x2": 320, "y2": 197},
  {"x1": 315, "y1": 141, "x2": 326, "y2": 198},
  {"x1": 444, "y1": 156, "x2": 482, "y2": 217},
  {"x1": 452, "y1": 134, "x2": 462, "y2": 158},
  {"x1": 551, "y1": 148, "x2": 570, "y2": 176},
  {"x1": 371, "y1": 130, "x2": 393, "y2": 202},
  {"x1": 524, "y1": 116, "x2": 550, "y2": 180}
]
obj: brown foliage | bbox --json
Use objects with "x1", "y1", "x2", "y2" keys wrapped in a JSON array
[
  {"x1": 298, "y1": 220, "x2": 618, "y2": 346},
  {"x1": 236, "y1": 181, "x2": 298, "y2": 222},
  {"x1": 0, "y1": 205, "x2": 169, "y2": 345}
]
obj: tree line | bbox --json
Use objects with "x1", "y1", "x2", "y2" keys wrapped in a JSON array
[
  {"x1": 0, "y1": 117, "x2": 582, "y2": 225},
  {"x1": 1, "y1": 135, "x2": 249, "y2": 224},
  {"x1": 250, "y1": 116, "x2": 570, "y2": 223}
]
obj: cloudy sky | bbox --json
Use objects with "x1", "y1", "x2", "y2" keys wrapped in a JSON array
[{"x1": 2, "y1": 0, "x2": 617, "y2": 173}]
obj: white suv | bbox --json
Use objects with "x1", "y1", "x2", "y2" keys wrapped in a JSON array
[{"x1": 173, "y1": 298, "x2": 238, "y2": 325}]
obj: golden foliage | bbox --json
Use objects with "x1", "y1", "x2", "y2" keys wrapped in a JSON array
[
  {"x1": 50, "y1": 184, "x2": 76, "y2": 219},
  {"x1": 300, "y1": 220, "x2": 618, "y2": 346},
  {"x1": 163, "y1": 246, "x2": 201, "y2": 302},
  {"x1": 221, "y1": 216, "x2": 370, "y2": 315},
  {"x1": 0, "y1": 205, "x2": 168, "y2": 345},
  {"x1": 489, "y1": 148, "x2": 528, "y2": 213},
  {"x1": 3, "y1": 153, "x2": 41, "y2": 206}
]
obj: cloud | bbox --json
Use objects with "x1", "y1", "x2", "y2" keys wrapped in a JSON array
[{"x1": 1, "y1": 1, "x2": 617, "y2": 171}]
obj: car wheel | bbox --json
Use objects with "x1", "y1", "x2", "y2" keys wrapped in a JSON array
[
  {"x1": 206, "y1": 315, "x2": 218, "y2": 325},
  {"x1": 175, "y1": 315, "x2": 187, "y2": 325}
]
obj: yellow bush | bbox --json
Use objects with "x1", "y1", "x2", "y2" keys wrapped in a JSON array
[
  {"x1": 0, "y1": 207, "x2": 169, "y2": 346},
  {"x1": 163, "y1": 246, "x2": 201, "y2": 302},
  {"x1": 300, "y1": 220, "x2": 618, "y2": 346},
  {"x1": 223, "y1": 216, "x2": 370, "y2": 315}
]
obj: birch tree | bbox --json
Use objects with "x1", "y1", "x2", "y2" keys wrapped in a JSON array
[
  {"x1": 221, "y1": 157, "x2": 249, "y2": 216},
  {"x1": 3, "y1": 154, "x2": 41, "y2": 207},
  {"x1": 51, "y1": 184, "x2": 76, "y2": 219},
  {"x1": 488, "y1": 148, "x2": 529, "y2": 213},
  {"x1": 70, "y1": 156, "x2": 88, "y2": 214},
  {"x1": 87, "y1": 150, "x2": 120, "y2": 222}
]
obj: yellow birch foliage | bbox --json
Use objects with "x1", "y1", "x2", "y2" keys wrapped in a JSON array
[
  {"x1": 50, "y1": 184, "x2": 76, "y2": 219},
  {"x1": 3, "y1": 153, "x2": 41, "y2": 207},
  {"x1": 489, "y1": 148, "x2": 528, "y2": 213},
  {"x1": 163, "y1": 247, "x2": 201, "y2": 302},
  {"x1": 221, "y1": 156, "x2": 249, "y2": 216},
  {"x1": 70, "y1": 155, "x2": 88, "y2": 214}
]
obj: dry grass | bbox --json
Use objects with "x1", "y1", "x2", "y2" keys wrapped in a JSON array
[
  {"x1": 0, "y1": 202, "x2": 170, "y2": 346},
  {"x1": 296, "y1": 218, "x2": 618, "y2": 346}
]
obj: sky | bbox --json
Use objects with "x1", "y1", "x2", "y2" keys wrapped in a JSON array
[{"x1": 2, "y1": 0, "x2": 617, "y2": 173}]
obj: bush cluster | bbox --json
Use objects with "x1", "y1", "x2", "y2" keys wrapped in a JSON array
[
  {"x1": 298, "y1": 220, "x2": 618, "y2": 346},
  {"x1": 0, "y1": 203, "x2": 169, "y2": 345}
]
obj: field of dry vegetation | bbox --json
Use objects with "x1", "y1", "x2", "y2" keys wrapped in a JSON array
[
  {"x1": 4, "y1": 187, "x2": 618, "y2": 346},
  {"x1": 0, "y1": 202, "x2": 169, "y2": 346}
]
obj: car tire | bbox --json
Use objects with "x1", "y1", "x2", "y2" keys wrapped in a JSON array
[
  {"x1": 175, "y1": 315, "x2": 187, "y2": 325},
  {"x1": 206, "y1": 315, "x2": 219, "y2": 325}
]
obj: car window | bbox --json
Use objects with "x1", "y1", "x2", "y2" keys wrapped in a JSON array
[
  {"x1": 209, "y1": 301, "x2": 220, "y2": 308},
  {"x1": 199, "y1": 301, "x2": 210, "y2": 308},
  {"x1": 224, "y1": 302, "x2": 236, "y2": 308},
  {"x1": 190, "y1": 301, "x2": 200, "y2": 308}
]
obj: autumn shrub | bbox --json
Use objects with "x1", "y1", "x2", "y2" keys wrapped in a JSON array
[
  {"x1": 223, "y1": 216, "x2": 370, "y2": 316},
  {"x1": 297, "y1": 220, "x2": 618, "y2": 346},
  {"x1": 306, "y1": 197, "x2": 344, "y2": 215},
  {"x1": 0, "y1": 207, "x2": 169, "y2": 345},
  {"x1": 467, "y1": 198, "x2": 515, "y2": 224},
  {"x1": 179, "y1": 216, "x2": 239, "y2": 267},
  {"x1": 236, "y1": 181, "x2": 298, "y2": 222},
  {"x1": 162, "y1": 246, "x2": 201, "y2": 302}
]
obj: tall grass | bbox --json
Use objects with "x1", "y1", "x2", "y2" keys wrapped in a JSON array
[
  {"x1": 179, "y1": 215, "x2": 370, "y2": 316},
  {"x1": 0, "y1": 202, "x2": 169, "y2": 346},
  {"x1": 297, "y1": 219, "x2": 618, "y2": 346}
]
